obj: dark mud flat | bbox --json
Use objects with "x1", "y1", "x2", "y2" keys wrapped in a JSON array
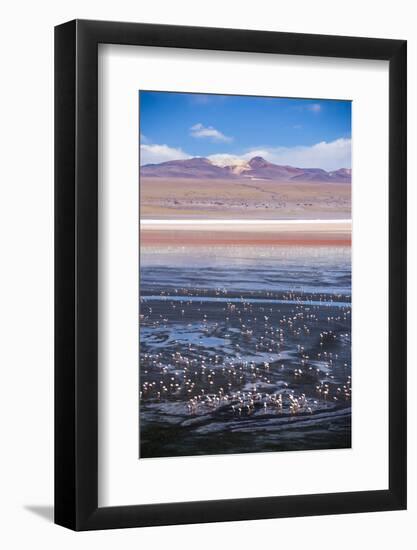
[
  {"x1": 140, "y1": 411, "x2": 351, "y2": 458},
  {"x1": 139, "y1": 288, "x2": 351, "y2": 458}
]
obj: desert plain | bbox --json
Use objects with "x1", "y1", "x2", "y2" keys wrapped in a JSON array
[{"x1": 140, "y1": 176, "x2": 351, "y2": 221}]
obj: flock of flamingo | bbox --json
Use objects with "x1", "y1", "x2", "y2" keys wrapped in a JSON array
[{"x1": 140, "y1": 286, "x2": 351, "y2": 425}]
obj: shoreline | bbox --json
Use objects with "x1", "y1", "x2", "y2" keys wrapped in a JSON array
[{"x1": 140, "y1": 219, "x2": 352, "y2": 246}]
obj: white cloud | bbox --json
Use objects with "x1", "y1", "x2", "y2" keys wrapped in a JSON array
[
  {"x1": 208, "y1": 154, "x2": 248, "y2": 167},
  {"x1": 140, "y1": 144, "x2": 190, "y2": 165},
  {"x1": 141, "y1": 137, "x2": 351, "y2": 171},
  {"x1": 190, "y1": 123, "x2": 233, "y2": 143},
  {"x1": 308, "y1": 103, "x2": 321, "y2": 113},
  {"x1": 245, "y1": 138, "x2": 351, "y2": 171}
]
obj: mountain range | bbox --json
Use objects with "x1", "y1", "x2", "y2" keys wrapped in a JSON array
[{"x1": 140, "y1": 156, "x2": 351, "y2": 183}]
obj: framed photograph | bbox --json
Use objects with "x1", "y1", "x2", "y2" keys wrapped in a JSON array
[{"x1": 55, "y1": 19, "x2": 406, "y2": 530}]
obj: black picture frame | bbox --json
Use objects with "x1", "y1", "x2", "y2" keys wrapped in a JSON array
[{"x1": 55, "y1": 19, "x2": 407, "y2": 531}]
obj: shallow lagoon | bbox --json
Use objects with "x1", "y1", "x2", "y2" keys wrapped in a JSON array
[{"x1": 139, "y1": 245, "x2": 351, "y2": 458}]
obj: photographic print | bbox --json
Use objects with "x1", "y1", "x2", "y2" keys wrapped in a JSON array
[{"x1": 139, "y1": 91, "x2": 352, "y2": 459}]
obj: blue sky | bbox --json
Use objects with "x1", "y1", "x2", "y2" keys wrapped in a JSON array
[{"x1": 139, "y1": 91, "x2": 351, "y2": 170}]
